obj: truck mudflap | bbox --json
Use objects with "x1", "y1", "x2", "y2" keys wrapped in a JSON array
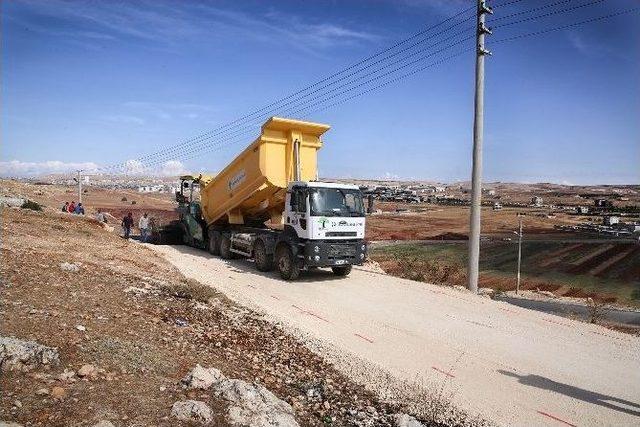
[{"x1": 302, "y1": 240, "x2": 367, "y2": 268}]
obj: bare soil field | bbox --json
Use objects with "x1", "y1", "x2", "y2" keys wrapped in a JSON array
[
  {"x1": 0, "y1": 206, "x2": 430, "y2": 426},
  {"x1": 366, "y1": 204, "x2": 581, "y2": 241}
]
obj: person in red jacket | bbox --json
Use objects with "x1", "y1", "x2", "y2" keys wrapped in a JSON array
[{"x1": 68, "y1": 201, "x2": 76, "y2": 213}]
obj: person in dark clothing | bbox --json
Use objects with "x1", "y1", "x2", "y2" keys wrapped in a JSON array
[{"x1": 122, "y1": 212, "x2": 134, "y2": 239}]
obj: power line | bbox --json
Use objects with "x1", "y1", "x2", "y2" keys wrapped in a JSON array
[
  {"x1": 104, "y1": 3, "x2": 638, "y2": 174},
  {"x1": 493, "y1": 6, "x2": 639, "y2": 43},
  {"x1": 103, "y1": 1, "x2": 554, "y2": 172},
  {"x1": 492, "y1": 0, "x2": 607, "y2": 29},
  {"x1": 99, "y1": 4, "x2": 478, "y2": 171}
]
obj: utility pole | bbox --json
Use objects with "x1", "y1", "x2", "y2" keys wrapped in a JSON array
[
  {"x1": 468, "y1": 0, "x2": 492, "y2": 293},
  {"x1": 76, "y1": 170, "x2": 83, "y2": 204},
  {"x1": 515, "y1": 215, "x2": 523, "y2": 295}
]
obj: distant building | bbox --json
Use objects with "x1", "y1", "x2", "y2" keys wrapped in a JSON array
[
  {"x1": 603, "y1": 216, "x2": 620, "y2": 226},
  {"x1": 138, "y1": 185, "x2": 165, "y2": 193},
  {"x1": 594, "y1": 198, "x2": 613, "y2": 208},
  {"x1": 493, "y1": 202, "x2": 502, "y2": 211},
  {"x1": 531, "y1": 196, "x2": 543, "y2": 207},
  {"x1": 576, "y1": 206, "x2": 589, "y2": 214}
]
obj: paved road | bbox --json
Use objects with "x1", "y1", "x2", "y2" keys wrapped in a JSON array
[{"x1": 152, "y1": 245, "x2": 640, "y2": 427}]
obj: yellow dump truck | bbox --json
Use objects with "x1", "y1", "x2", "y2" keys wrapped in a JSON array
[{"x1": 173, "y1": 117, "x2": 367, "y2": 280}]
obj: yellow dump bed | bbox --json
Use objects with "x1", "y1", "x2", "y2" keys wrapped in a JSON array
[{"x1": 200, "y1": 117, "x2": 330, "y2": 226}]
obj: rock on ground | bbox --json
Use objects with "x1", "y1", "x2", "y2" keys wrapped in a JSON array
[
  {"x1": 182, "y1": 365, "x2": 299, "y2": 427},
  {"x1": 393, "y1": 413, "x2": 424, "y2": 427},
  {"x1": 182, "y1": 364, "x2": 225, "y2": 389},
  {"x1": 216, "y1": 379, "x2": 298, "y2": 427},
  {"x1": 0, "y1": 421, "x2": 24, "y2": 427},
  {"x1": 0, "y1": 336, "x2": 59, "y2": 370},
  {"x1": 93, "y1": 421, "x2": 116, "y2": 427},
  {"x1": 77, "y1": 364, "x2": 97, "y2": 378},
  {"x1": 171, "y1": 400, "x2": 213, "y2": 424},
  {"x1": 59, "y1": 262, "x2": 81, "y2": 272}
]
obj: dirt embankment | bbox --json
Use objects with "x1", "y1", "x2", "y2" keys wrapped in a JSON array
[{"x1": 0, "y1": 207, "x2": 429, "y2": 426}]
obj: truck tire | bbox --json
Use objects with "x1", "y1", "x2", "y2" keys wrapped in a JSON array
[
  {"x1": 208, "y1": 232, "x2": 220, "y2": 256},
  {"x1": 276, "y1": 245, "x2": 299, "y2": 280},
  {"x1": 254, "y1": 240, "x2": 273, "y2": 272},
  {"x1": 331, "y1": 265, "x2": 352, "y2": 277},
  {"x1": 220, "y1": 234, "x2": 234, "y2": 260}
]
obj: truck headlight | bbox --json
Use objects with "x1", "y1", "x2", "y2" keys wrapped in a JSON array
[
  {"x1": 360, "y1": 253, "x2": 365, "y2": 259},
  {"x1": 313, "y1": 245, "x2": 320, "y2": 253},
  {"x1": 361, "y1": 244, "x2": 366, "y2": 251},
  {"x1": 314, "y1": 255, "x2": 320, "y2": 262}
]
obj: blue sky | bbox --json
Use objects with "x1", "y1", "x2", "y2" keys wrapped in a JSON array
[{"x1": 1, "y1": 0, "x2": 639, "y2": 184}]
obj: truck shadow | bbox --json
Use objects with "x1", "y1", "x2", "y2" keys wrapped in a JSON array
[
  {"x1": 165, "y1": 244, "x2": 347, "y2": 283},
  {"x1": 497, "y1": 369, "x2": 640, "y2": 417}
]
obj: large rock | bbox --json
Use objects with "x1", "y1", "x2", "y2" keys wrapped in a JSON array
[
  {"x1": 0, "y1": 336, "x2": 59, "y2": 370},
  {"x1": 393, "y1": 413, "x2": 424, "y2": 427},
  {"x1": 217, "y1": 379, "x2": 299, "y2": 427},
  {"x1": 171, "y1": 400, "x2": 213, "y2": 424},
  {"x1": 182, "y1": 365, "x2": 299, "y2": 427},
  {"x1": 182, "y1": 364, "x2": 225, "y2": 389}
]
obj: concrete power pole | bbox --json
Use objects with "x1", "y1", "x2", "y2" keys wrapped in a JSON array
[
  {"x1": 76, "y1": 170, "x2": 83, "y2": 204},
  {"x1": 516, "y1": 216, "x2": 523, "y2": 295},
  {"x1": 468, "y1": 0, "x2": 492, "y2": 293}
]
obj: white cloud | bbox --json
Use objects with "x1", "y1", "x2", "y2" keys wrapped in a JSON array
[
  {"x1": 160, "y1": 160, "x2": 187, "y2": 176},
  {"x1": 122, "y1": 159, "x2": 147, "y2": 175},
  {"x1": 0, "y1": 160, "x2": 99, "y2": 177},
  {"x1": 119, "y1": 159, "x2": 187, "y2": 177},
  {"x1": 10, "y1": 0, "x2": 379, "y2": 52}
]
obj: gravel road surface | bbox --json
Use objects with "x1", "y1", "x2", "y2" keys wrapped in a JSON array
[{"x1": 152, "y1": 244, "x2": 640, "y2": 427}]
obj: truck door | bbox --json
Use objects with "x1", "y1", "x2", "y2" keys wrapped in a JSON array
[{"x1": 288, "y1": 186, "x2": 309, "y2": 239}]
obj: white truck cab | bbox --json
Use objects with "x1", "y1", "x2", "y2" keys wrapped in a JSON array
[{"x1": 282, "y1": 181, "x2": 367, "y2": 275}]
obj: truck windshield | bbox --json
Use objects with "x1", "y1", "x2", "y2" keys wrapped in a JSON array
[{"x1": 309, "y1": 188, "x2": 365, "y2": 217}]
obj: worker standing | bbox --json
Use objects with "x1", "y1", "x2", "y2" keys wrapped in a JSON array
[
  {"x1": 139, "y1": 212, "x2": 150, "y2": 243},
  {"x1": 122, "y1": 212, "x2": 134, "y2": 239}
]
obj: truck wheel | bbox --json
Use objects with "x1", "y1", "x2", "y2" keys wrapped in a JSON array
[
  {"x1": 331, "y1": 265, "x2": 352, "y2": 277},
  {"x1": 208, "y1": 232, "x2": 220, "y2": 256},
  {"x1": 220, "y1": 235, "x2": 234, "y2": 259},
  {"x1": 254, "y1": 240, "x2": 273, "y2": 272},
  {"x1": 276, "y1": 245, "x2": 299, "y2": 280}
]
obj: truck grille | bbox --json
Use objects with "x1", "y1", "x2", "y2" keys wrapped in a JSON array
[
  {"x1": 328, "y1": 243, "x2": 356, "y2": 259},
  {"x1": 325, "y1": 231, "x2": 357, "y2": 237}
]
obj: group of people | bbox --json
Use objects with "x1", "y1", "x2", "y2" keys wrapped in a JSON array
[
  {"x1": 61, "y1": 201, "x2": 85, "y2": 215},
  {"x1": 121, "y1": 212, "x2": 153, "y2": 243}
]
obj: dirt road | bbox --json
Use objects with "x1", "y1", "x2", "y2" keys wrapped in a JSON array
[{"x1": 152, "y1": 244, "x2": 640, "y2": 427}]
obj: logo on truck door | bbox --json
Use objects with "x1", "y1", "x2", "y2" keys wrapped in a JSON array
[
  {"x1": 228, "y1": 169, "x2": 246, "y2": 191},
  {"x1": 317, "y1": 217, "x2": 329, "y2": 230}
]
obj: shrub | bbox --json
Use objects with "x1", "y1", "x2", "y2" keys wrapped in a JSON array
[
  {"x1": 131, "y1": 200, "x2": 136, "y2": 205},
  {"x1": 121, "y1": 197, "x2": 127, "y2": 202},
  {"x1": 21, "y1": 200, "x2": 43, "y2": 211}
]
